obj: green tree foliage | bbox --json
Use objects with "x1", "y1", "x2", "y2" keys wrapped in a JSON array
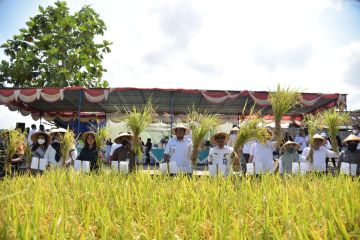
[{"x1": 0, "y1": 1, "x2": 111, "y2": 88}]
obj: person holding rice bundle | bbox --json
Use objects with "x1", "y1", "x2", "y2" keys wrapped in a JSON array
[
  {"x1": 208, "y1": 131, "x2": 238, "y2": 176},
  {"x1": 248, "y1": 128, "x2": 276, "y2": 174},
  {"x1": 228, "y1": 126, "x2": 239, "y2": 148},
  {"x1": 30, "y1": 131, "x2": 51, "y2": 172},
  {"x1": 77, "y1": 131, "x2": 100, "y2": 171},
  {"x1": 302, "y1": 134, "x2": 337, "y2": 173},
  {"x1": 44, "y1": 128, "x2": 77, "y2": 168},
  {"x1": 279, "y1": 141, "x2": 305, "y2": 174},
  {"x1": 336, "y1": 134, "x2": 360, "y2": 176},
  {"x1": 112, "y1": 132, "x2": 136, "y2": 173},
  {"x1": 164, "y1": 124, "x2": 193, "y2": 175}
]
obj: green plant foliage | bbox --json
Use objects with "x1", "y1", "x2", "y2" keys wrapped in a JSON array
[{"x1": 0, "y1": 1, "x2": 111, "y2": 88}]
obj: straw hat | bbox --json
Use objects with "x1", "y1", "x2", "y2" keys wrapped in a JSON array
[
  {"x1": 281, "y1": 141, "x2": 300, "y2": 151},
  {"x1": 82, "y1": 131, "x2": 96, "y2": 142},
  {"x1": 172, "y1": 123, "x2": 190, "y2": 135},
  {"x1": 343, "y1": 134, "x2": 360, "y2": 143},
  {"x1": 230, "y1": 126, "x2": 239, "y2": 133},
  {"x1": 312, "y1": 134, "x2": 326, "y2": 143},
  {"x1": 49, "y1": 128, "x2": 67, "y2": 137},
  {"x1": 114, "y1": 132, "x2": 134, "y2": 144},
  {"x1": 210, "y1": 132, "x2": 230, "y2": 145},
  {"x1": 31, "y1": 131, "x2": 51, "y2": 145}
]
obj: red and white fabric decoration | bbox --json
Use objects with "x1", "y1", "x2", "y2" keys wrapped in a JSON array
[{"x1": 200, "y1": 91, "x2": 243, "y2": 104}]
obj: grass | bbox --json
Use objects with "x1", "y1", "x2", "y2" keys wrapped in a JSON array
[
  {"x1": 269, "y1": 84, "x2": 300, "y2": 146},
  {"x1": 0, "y1": 171, "x2": 359, "y2": 239}
]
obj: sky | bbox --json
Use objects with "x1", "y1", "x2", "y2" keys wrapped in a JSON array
[{"x1": 0, "y1": 0, "x2": 360, "y2": 129}]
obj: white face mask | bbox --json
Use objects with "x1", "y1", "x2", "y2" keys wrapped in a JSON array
[
  {"x1": 352, "y1": 130, "x2": 358, "y2": 135},
  {"x1": 37, "y1": 139, "x2": 46, "y2": 145}
]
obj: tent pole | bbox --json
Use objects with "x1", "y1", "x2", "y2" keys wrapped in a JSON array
[
  {"x1": 170, "y1": 91, "x2": 174, "y2": 138},
  {"x1": 77, "y1": 89, "x2": 82, "y2": 135}
]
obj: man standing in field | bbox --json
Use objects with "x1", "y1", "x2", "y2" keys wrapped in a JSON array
[
  {"x1": 337, "y1": 134, "x2": 360, "y2": 176},
  {"x1": 302, "y1": 134, "x2": 337, "y2": 173},
  {"x1": 164, "y1": 124, "x2": 193, "y2": 175},
  {"x1": 208, "y1": 132, "x2": 238, "y2": 176}
]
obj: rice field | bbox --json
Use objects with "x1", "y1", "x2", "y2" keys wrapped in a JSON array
[{"x1": 1, "y1": 171, "x2": 359, "y2": 239}]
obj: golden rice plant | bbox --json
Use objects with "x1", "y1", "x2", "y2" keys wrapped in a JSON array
[
  {"x1": 1, "y1": 129, "x2": 27, "y2": 174},
  {"x1": 269, "y1": 84, "x2": 300, "y2": 146},
  {"x1": 122, "y1": 97, "x2": 155, "y2": 160},
  {"x1": 187, "y1": 106, "x2": 220, "y2": 167},
  {"x1": 1, "y1": 172, "x2": 359, "y2": 239},
  {"x1": 60, "y1": 129, "x2": 75, "y2": 166},
  {"x1": 233, "y1": 105, "x2": 269, "y2": 153},
  {"x1": 94, "y1": 127, "x2": 109, "y2": 168},
  {"x1": 320, "y1": 109, "x2": 349, "y2": 154},
  {"x1": 303, "y1": 114, "x2": 322, "y2": 162}
]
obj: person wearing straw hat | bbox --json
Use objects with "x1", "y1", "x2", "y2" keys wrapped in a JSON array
[
  {"x1": 109, "y1": 132, "x2": 133, "y2": 162},
  {"x1": 111, "y1": 132, "x2": 136, "y2": 173},
  {"x1": 279, "y1": 141, "x2": 305, "y2": 174},
  {"x1": 44, "y1": 128, "x2": 77, "y2": 168},
  {"x1": 208, "y1": 132, "x2": 236, "y2": 165},
  {"x1": 248, "y1": 128, "x2": 277, "y2": 174},
  {"x1": 29, "y1": 131, "x2": 51, "y2": 173},
  {"x1": 164, "y1": 123, "x2": 193, "y2": 175},
  {"x1": 336, "y1": 134, "x2": 360, "y2": 176},
  {"x1": 77, "y1": 131, "x2": 100, "y2": 171},
  {"x1": 228, "y1": 126, "x2": 239, "y2": 148},
  {"x1": 302, "y1": 134, "x2": 337, "y2": 173}
]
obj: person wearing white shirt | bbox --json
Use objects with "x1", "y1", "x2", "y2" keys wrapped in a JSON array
[
  {"x1": 302, "y1": 134, "x2": 337, "y2": 173},
  {"x1": 208, "y1": 132, "x2": 237, "y2": 176},
  {"x1": 294, "y1": 129, "x2": 308, "y2": 153},
  {"x1": 44, "y1": 128, "x2": 77, "y2": 168},
  {"x1": 228, "y1": 126, "x2": 239, "y2": 148},
  {"x1": 27, "y1": 124, "x2": 37, "y2": 145},
  {"x1": 249, "y1": 129, "x2": 276, "y2": 174},
  {"x1": 164, "y1": 124, "x2": 193, "y2": 175}
]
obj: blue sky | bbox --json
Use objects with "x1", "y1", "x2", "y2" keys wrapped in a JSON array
[{"x1": 1, "y1": 0, "x2": 360, "y2": 128}]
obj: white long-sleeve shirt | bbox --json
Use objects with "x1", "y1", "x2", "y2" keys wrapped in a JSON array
[
  {"x1": 44, "y1": 142, "x2": 77, "y2": 168},
  {"x1": 302, "y1": 146, "x2": 337, "y2": 172}
]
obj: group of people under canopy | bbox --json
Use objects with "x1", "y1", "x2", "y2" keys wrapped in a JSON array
[{"x1": 1, "y1": 122, "x2": 360, "y2": 177}]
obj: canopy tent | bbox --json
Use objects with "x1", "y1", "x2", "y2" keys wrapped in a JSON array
[{"x1": 0, "y1": 87, "x2": 347, "y2": 123}]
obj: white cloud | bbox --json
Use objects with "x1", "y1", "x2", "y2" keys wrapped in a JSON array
[{"x1": 1, "y1": 0, "x2": 360, "y2": 129}]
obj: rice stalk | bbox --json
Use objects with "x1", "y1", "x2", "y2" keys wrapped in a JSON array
[
  {"x1": 303, "y1": 114, "x2": 322, "y2": 161},
  {"x1": 269, "y1": 84, "x2": 300, "y2": 146},
  {"x1": 94, "y1": 127, "x2": 109, "y2": 169},
  {"x1": 2, "y1": 129, "x2": 27, "y2": 174},
  {"x1": 60, "y1": 129, "x2": 75, "y2": 166},
  {"x1": 234, "y1": 105, "x2": 269, "y2": 153},
  {"x1": 320, "y1": 109, "x2": 349, "y2": 154},
  {"x1": 186, "y1": 106, "x2": 220, "y2": 167},
  {"x1": 122, "y1": 97, "x2": 155, "y2": 160}
]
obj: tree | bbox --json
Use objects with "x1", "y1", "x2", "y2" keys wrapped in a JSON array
[{"x1": 0, "y1": 1, "x2": 111, "y2": 88}]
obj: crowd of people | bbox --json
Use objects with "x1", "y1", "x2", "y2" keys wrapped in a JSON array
[{"x1": 1, "y1": 123, "x2": 360, "y2": 177}]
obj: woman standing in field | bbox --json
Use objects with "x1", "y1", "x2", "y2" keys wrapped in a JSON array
[
  {"x1": 30, "y1": 131, "x2": 51, "y2": 173},
  {"x1": 44, "y1": 128, "x2": 77, "y2": 168},
  {"x1": 77, "y1": 131, "x2": 100, "y2": 171}
]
